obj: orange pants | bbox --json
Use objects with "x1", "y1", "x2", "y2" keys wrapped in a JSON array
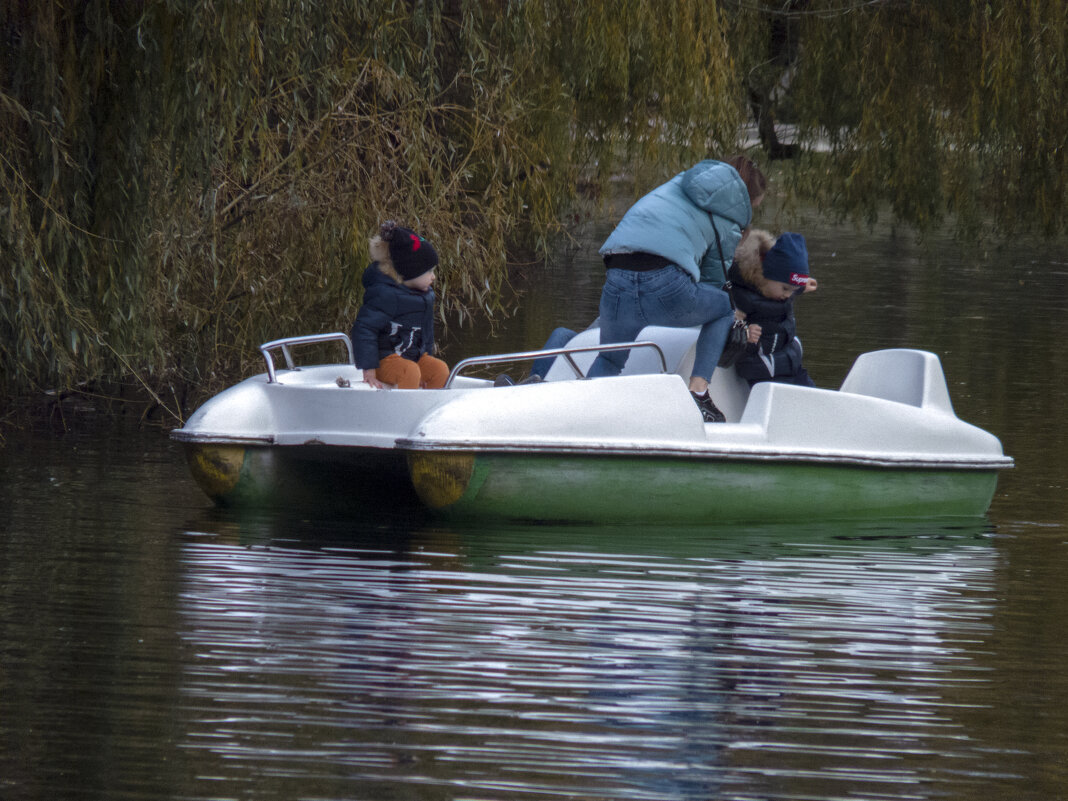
[{"x1": 376, "y1": 353, "x2": 450, "y2": 389}]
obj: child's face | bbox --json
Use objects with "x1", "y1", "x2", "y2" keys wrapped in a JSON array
[
  {"x1": 404, "y1": 269, "x2": 436, "y2": 292},
  {"x1": 764, "y1": 279, "x2": 805, "y2": 301}
]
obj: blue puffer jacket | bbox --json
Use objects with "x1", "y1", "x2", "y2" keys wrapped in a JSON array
[
  {"x1": 598, "y1": 160, "x2": 752, "y2": 287},
  {"x1": 351, "y1": 262, "x2": 436, "y2": 369}
]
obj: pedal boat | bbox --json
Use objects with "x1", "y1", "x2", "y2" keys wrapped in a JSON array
[{"x1": 170, "y1": 329, "x2": 1013, "y2": 522}]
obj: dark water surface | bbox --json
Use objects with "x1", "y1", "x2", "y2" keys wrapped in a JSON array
[{"x1": 2, "y1": 214, "x2": 1067, "y2": 800}]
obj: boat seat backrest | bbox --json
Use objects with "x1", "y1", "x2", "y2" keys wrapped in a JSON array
[
  {"x1": 543, "y1": 324, "x2": 751, "y2": 420},
  {"x1": 544, "y1": 325, "x2": 701, "y2": 380},
  {"x1": 623, "y1": 325, "x2": 702, "y2": 375},
  {"x1": 839, "y1": 348, "x2": 954, "y2": 413},
  {"x1": 542, "y1": 327, "x2": 603, "y2": 380}
]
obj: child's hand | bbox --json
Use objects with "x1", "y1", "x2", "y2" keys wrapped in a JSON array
[
  {"x1": 803, "y1": 277, "x2": 818, "y2": 292},
  {"x1": 362, "y1": 368, "x2": 386, "y2": 389},
  {"x1": 747, "y1": 323, "x2": 762, "y2": 344}
]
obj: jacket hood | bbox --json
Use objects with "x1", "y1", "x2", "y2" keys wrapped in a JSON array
[
  {"x1": 362, "y1": 261, "x2": 394, "y2": 289},
  {"x1": 680, "y1": 160, "x2": 753, "y2": 229},
  {"x1": 734, "y1": 228, "x2": 777, "y2": 288},
  {"x1": 366, "y1": 235, "x2": 404, "y2": 284}
]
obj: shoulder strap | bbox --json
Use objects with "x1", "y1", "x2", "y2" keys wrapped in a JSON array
[{"x1": 710, "y1": 221, "x2": 736, "y2": 310}]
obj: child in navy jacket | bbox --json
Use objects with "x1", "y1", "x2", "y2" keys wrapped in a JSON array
[
  {"x1": 351, "y1": 221, "x2": 449, "y2": 389},
  {"x1": 728, "y1": 230, "x2": 817, "y2": 387}
]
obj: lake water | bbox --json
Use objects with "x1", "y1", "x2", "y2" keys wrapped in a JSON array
[{"x1": 2, "y1": 209, "x2": 1067, "y2": 801}]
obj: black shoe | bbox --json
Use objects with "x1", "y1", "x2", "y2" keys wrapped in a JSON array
[
  {"x1": 691, "y1": 391, "x2": 726, "y2": 423},
  {"x1": 493, "y1": 374, "x2": 515, "y2": 387},
  {"x1": 518, "y1": 374, "x2": 544, "y2": 385}
]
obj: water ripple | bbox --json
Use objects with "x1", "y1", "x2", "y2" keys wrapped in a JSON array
[{"x1": 169, "y1": 523, "x2": 1017, "y2": 800}]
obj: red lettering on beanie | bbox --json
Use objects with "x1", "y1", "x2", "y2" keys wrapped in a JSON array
[{"x1": 409, "y1": 233, "x2": 421, "y2": 251}]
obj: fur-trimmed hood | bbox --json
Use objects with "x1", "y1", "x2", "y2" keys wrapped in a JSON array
[
  {"x1": 368, "y1": 234, "x2": 403, "y2": 283},
  {"x1": 733, "y1": 228, "x2": 776, "y2": 291}
]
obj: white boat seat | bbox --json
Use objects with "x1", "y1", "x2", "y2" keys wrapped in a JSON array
[
  {"x1": 543, "y1": 324, "x2": 751, "y2": 421},
  {"x1": 839, "y1": 349, "x2": 955, "y2": 413},
  {"x1": 542, "y1": 327, "x2": 603, "y2": 380},
  {"x1": 543, "y1": 324, "x2": 701, "y2": 380}
]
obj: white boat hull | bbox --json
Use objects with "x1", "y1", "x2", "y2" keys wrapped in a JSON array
[{"x1": 171, "y1": 330, "x2": 1012, "y2": 522}]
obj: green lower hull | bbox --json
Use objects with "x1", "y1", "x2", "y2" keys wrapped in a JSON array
[
  {"x1": 180, "y1": 442, "x2": 1000, "y2": 523},
  {"x1": 409, "y1": 451, "x2": 1000, "y2": 524},
  {"x1": 181, "y1": 442, "x2": 418, "y2": 511}
]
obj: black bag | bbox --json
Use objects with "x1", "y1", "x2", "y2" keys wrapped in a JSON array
[
  {"x1": 711, "y1": 222, "x2": 748, "y2": 368},
  {"x1": 718, "y1": 316, "x2": 749, "y2": 368}
]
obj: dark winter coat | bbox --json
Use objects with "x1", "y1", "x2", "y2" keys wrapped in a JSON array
[
  {"x1": 727, "y1": 248, "x2": 811, "y2": 386},
  {"x1": 351, "y1": 262, "x2": 436, "y2": 369},
  {"x1": 729, "y1": 262, "x2": 798, "y2": 350}
]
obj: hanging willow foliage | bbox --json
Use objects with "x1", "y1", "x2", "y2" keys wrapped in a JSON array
[
  {"x1": 0, "y1": 0, "x2": 740, "y2": 413},
  {"x1": 726, "y1": 0, "x2": 1067, "y2": 239},
  {"x1": 1, "y1": 1, "x2": 1064, "y2": 416}
]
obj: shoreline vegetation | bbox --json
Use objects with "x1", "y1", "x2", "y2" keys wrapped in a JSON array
[{"x1": 2, "y1": 3, "x2": 1064, "y2": 430}]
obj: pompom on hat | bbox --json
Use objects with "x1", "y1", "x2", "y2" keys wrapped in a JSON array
[
  {"x1": 379, "y1": 220, "x2": 438, "y2": 281},
  {"x1": 761, "y1": 232, "x2": 810, "y2": 287}
]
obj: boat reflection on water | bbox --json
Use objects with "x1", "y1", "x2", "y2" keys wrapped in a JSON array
[{"x1": 174, "y1": 512, "x2": 1003, "y2": 800}]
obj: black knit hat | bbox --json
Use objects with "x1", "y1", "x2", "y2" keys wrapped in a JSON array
[{"x1": 380, "y1": 220, "x2": 438, "y2": 281}]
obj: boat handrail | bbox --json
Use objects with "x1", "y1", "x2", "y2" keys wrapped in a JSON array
[
  {"x1": 444, "y1": 340, "x2": 667, "y2": 388},
  {"x1": 259, "y1": 332, "x2": 354, "y2": 383}
]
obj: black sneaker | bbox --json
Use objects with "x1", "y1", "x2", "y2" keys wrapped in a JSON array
[
  {"x1": 493, "y1": 374, "x2": 515, "y2": 387},
  {"x1": 518, "y1": 374, "x2": 544, "y2": 385},
  {"x1": 691, "y1": 391, "x2": 726, "y2": 423}
]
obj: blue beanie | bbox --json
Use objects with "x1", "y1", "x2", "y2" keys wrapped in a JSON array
[{"x1": 762, "y1": 232, "x2": 809, "y2": 287}]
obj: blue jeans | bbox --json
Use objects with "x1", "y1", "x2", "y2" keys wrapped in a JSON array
[
  {"x1": 529, "y1": 327, "x2": 579, "y2": 379},
  {"x1": 587, "y1": 267, "x2": 733, "y2": 381}
]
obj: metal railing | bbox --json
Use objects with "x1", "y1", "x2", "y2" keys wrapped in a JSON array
[
  {"x1": 259, "y1": 333, "x2": 354, "y2": 383},
  {"x1": 444, "y1": 341, "x2": 667, "y2": 389}
]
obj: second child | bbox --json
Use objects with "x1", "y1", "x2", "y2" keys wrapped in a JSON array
[{"x1": 728, "y1": 230, "x2": 817, "y2": 387}]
